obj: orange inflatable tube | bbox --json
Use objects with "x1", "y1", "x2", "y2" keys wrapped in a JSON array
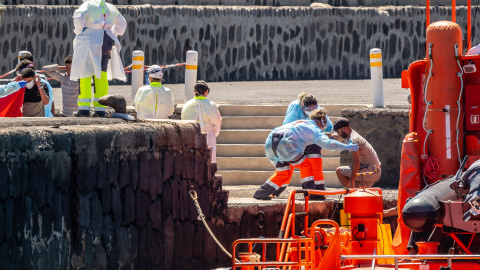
[{"x1": 424, "y1": 21, "x2": 464, "y2": 180}]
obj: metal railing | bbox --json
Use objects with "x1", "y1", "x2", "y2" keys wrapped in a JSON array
[{"x1": 341, "y1": 254, "x2": 480, "y2": 269}]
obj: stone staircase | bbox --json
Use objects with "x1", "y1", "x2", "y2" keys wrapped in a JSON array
[{"x1": 216, "y1": 104, "x2": 368, "y2": 187}]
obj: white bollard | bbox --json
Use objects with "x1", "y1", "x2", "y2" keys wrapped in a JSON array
[
  {"x1": 184, "y1": 51, "x2": 198, "y2": 103},
  {"x1": 370, "y1": 48, "x2": 384, "y2": 108},
  {"x1": 131, "y1": 50, "x2": 144, "y2": 106},
  {"x1": 18, "y1": 51, "x2": 32, "y2": 64}
]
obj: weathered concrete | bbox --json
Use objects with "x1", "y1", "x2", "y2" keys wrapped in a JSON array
[
  {"x1": 341, "y1": 107, "x2": 409, "y2": 187},
  {"x1": 0, "y1": 5, "x2": 469, "y2": 83}
]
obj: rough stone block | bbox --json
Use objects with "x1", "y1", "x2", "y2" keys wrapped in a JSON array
[
  {"x1": 107, "y1": 154, "x2": 120, "y2": 187},
  {"x1": 162, "y1": 180, "x2": 173, "y2": 216},
  {"x1": 149, "y1": 198, "x2": 162, "y2": 230},
  {"x1": 118, "y1": 160, "x2": 130, "y2": 189},
  {"x1": 182, "y1": 221, "x2": 195, "y2": 259},
  {"x1": 138, "y1": 152, "x2": 150, "y2": 193},
  {"x1": 137, "y1": 225, "x2": 149, "y2": 267},
  {"x1": 135, "y1": 190, "x2": 149, "y2": 227},
  {"x1": 129, "y1": 158, "x2": 139, "y2": 191},
  {"x1": 163, "y1": 215, "x2": 174, "y2": 268},
  {"x1": 102, "y1": 215, "x2": 114, "y2": 253},
  {"x1": 174, "y1": 150, "x2": 184, "y2": 177},
  {"x1": 123, "y1": 185, "x2": 135, "y2": 226},
  {"x1": 3, "y1": 199, "x2": 13, "y2": 242},
  {"x1": 40, "y1": 206, "x2": 54, "y2": 239},
  {"x1": 84, "y1": 231, "x2": 94, "y2": 270},
  {"x1": 150, "y1": 228, "x2": 164, "y2": 268},
  {"x1": 78, "y1": 194, "x2": 90, "y2": 228},
  {"x1": 102, "y1": 181, "x2": 112, "y2": 214},
  {"x1": 203, "y1": 220, "x2": 217, "y2": 263},
  {"x1": 117, "y1": 227, "x2": 131, "y2": 264},
  {"x1": 90, "y1": 193, "x2": 103, "y2": 239},
  {"x1": 112, "y1": 187, "x2": 122, "y2": 226},
  {"x1": 149, "y1": 153, "x2": 163, "y2": 200},
  {"x1": 96, "y1": 160, "x2": 107, "y2": 190},
  {"x1": 163, "y1": 151, "x2": 175, "y2": 181},
  {"x1": 129, "y1": 225, "x2": 139, "y2": 262},
  {"x1": 94, "y1": 242, "x2": 107, "y2": 270},
  {"x1": 194, "y1": 153, "x2": 205, "y2": 186},
  {"x1": 171, "y1": 178, "x2": 181, "y2": 220},
  {"x1": 173, "y1": 221, "x2": 186, "y2": 262},
  {"x1": 0, "y1": 204, "x2": 3, "y2": 242},
  {"x1": 192, "y1": 223, "x2": 204, "y2": 259},
  {"x1": 179, "y1": 180, "x2": 190, "y2": 221}
]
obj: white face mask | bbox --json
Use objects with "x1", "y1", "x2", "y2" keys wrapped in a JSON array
[
  {"x1": 26, "y1": 81, "x2": 35, "y2": 89},
  {"x1": 305, "y1": 111, "x2": 312, "y2": 117}
]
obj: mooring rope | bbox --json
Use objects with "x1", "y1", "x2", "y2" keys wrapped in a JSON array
[{"x1": 189, "y1": 190, "x2": 240, "y2": 262}]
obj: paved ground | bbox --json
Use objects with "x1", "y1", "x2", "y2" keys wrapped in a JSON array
[
  {"x1": 52, "y1": 78, "x2": 409, "y2": 107},
  {"x1": 50, "y1": 79, "x2": 407, "y2": 201}
]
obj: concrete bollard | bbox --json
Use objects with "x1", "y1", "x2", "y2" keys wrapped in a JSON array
[
  {"x1": 184, "y1": 51, "x2": 198, "y2": 103},
  {"x1": 370, "y1": 48, "x2": 384, "y2": 108},
  {"x1": 18, "y1": 51, "x2": 32, "y2": 64},
  {"x1": 131, "y1": 50, "x2": 144, "y2": 106}
]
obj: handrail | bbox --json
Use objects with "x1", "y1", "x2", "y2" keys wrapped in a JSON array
[{"x1": 341, "y1": 254, "x2": 480, "y2": 270}]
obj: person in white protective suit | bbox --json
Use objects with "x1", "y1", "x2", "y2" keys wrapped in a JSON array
[
  {"x1": 181, "y1": 81, "x2": 222, "y2": 162},
  {"x1": 134, "y1": 65, "x2": 174, "y2": 119},
  {"x1": 70, "y1": 0, "x2": 127, "y2": 117}
]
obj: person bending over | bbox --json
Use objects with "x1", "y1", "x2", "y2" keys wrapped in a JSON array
[
  {"x1": 253, "y1": 109, "x2": 359, "y2": 200},
  {"x1": 43, "y1": 55, "x2": 80, "y2": 116},
  {"x1": 181, "y1": 81, "x2": 222, "y2": 162},
  {"x1": 333, "y1": 117, "x2": 381, "y2": 188},
  {"x1": 134, "y1": 65, "x2": 174, "y2": 119}
]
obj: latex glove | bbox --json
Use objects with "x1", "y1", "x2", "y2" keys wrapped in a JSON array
[
  {"x1": 345, "y1": 143, "x2": 359, "y2": 152},
  {"x1": 18, "y1": 81, "x2": 27, "y2": 88}
]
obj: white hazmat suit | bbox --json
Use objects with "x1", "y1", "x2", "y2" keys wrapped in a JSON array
[
  {"x1": 181, "y1": 97, "x2": 222, "y2": 162},
  {"x1": 71, "y1": 0, "x2": 127, "y2": 81},
  {"x1": 134, "y1": 82, "x2": 174, "y2": 119}
]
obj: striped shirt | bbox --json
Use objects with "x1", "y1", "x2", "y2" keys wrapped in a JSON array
[{"x1": 43, "y1": 64, "x2": 80, "y2": 116}]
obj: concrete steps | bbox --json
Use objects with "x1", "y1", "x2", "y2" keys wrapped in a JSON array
[
  {"x1": 215, "y1": 104, "x2": 369, "y2": 188},
  {"x1": 217, "y1": 144, "x2": 341, "y2": 157},
  {"x1": 221, "y1": 115, "x2": 340, "y2": 129},
  {"x1": 219, "y1": 171, "x2": 342, "y2": 187},
  {"x1": 217, "y1": 156, "x2": 340, "y2": 171}
]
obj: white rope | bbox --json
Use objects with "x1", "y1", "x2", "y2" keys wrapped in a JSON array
[{"x1": 189, "y1": 190, "x2": 240, "y2": 262}]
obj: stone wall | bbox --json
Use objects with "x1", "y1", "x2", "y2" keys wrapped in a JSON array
[
  {"x1": 0, "y1": 5, "x2": 473, "y2": 83},
  {"x1": 0, "y1": 0, "x2": 470, "y2": 6},
  {"x1": 0, "y1": 118, "x2": 230, "y2": 269},
  {"x1": 341, "y1": 107, "x2": 409, "y2": 187}
]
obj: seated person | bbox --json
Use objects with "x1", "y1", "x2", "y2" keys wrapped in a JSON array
[
  {"x1": 43, "y1": 55, "x2": 80, "y2": 116},
  {"x1": 333, "y1": 117, "x2": 382, "y2": 188},
  {"x1": 16, "y1": 60, "x2": 55, "y2": 117},
  {"x1": 134, "y1": 65, "x2": 174, "y2": 119},
  {"x1": 17, "y1": 68, "x2": 50, "y2": 117}
]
